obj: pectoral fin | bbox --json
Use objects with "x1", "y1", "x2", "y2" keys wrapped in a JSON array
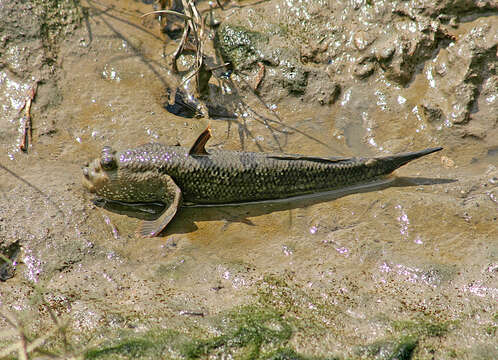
[
  {"x1": 188, "y1": 126, "x2": 212, "y2": 156},
  {"x1": 138, "y1": 176, "x2": 182, "y2": 238}
]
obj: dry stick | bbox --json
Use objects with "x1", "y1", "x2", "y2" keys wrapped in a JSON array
[
  {"x1": 217, "y1": 0, "x2": 225, "y2": 10},
  {"x1": 194, "y1": 2, "x2": 206, "y2": 90},
  {"x1": 178, "y1": 0, "x2": 204, "y2": 85},
  {"x1": 146, "y1": 1, "x2": 205, "y2": 80},
  {"x1": 19, "y1": 82, "x2": 38, "y2": 152},
  {"x1": 171, "y1": 20, "x2": 190, "y2": 73},
  {"x1": 141, "y1": 10, "x2": 193, "y2": 73},
  {"x1": 182, "y1": 0, "x2": 198, "y2": 55},
  {"x1": 253, "y1": 62, "x2": 265, "y2": 90},
  {"x1": 160, "y1": 0, "x2": 172, "y2": 12},
  {"x1": 207, "y1": 62, "x2": 230, "y2": 71},
  {"x1": 141, "y1": 9, "x2": 193, "y2": 21}
]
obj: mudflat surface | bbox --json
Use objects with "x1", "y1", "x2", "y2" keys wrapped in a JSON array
[{"x1": 0, "y1": 0, "x2": 497, "y2": 359}]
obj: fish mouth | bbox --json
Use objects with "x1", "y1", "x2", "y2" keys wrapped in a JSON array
[
  {"x1": 82, "y1": 159, "x2": 107, "y2": 193},
  {"x1": 82, "y1": 172, "x2": 96, "y2": 192}
]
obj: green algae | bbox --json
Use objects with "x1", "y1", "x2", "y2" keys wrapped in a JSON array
[
  {"x1": 215, "y1": 24, "x2": 268, "y2": 70},
  {"x1": 263, "y1": 348, "x2": 338, "y2": 360},
  {"x1": 388, "y1": 337, "x2": 418, "y2": 360},
  {"x1": 484, "y1": 313, "x2": 497, "y2": 336},
  {"x1": 354, "y1": 318, "x2": 458, "y2": 359},
  {"x1": 215, "y1": 22, "x2": 310, "y2": 97},
  {"x1": 32, "y1": 0, "x2": 82, "y2": 61},
  {"x1": 255, "y1": 274, "x2": 338, "y2": 339},
  {"x1": 392, "y1": 318, "x2": 456, "y2": 338},
  {"x1": 84, "y1": 329, "x2": 185, "y2": 359},
  {"x1": 181, "y1": 305, "x2": 292, "y2": 359},
  {"x1": 357, "y1": 336, "x2": 418, "y2": 360},
  {"x1": 85, "y1": 338, "x2": 156, "y2": 359},
  {"x1": 81, "y1": 306, "x2": 325, "y2": 359}
]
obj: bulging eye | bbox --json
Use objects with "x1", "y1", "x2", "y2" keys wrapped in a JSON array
[
  {"x1": 101, "y1": 155, "x2": 116, "y2": 170},
  {"x1": 100, "y1": 146, "x2": 116, "y2": 170}
]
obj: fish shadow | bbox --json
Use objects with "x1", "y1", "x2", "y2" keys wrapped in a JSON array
[{"x1": 94, "y1": 176, "x2": 455, "y2": 236}]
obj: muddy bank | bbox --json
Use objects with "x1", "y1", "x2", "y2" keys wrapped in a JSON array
[{"x1": 1, "y1": 0, "x2": 497, "y2": 359}]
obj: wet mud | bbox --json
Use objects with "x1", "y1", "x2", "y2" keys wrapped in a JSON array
[{"x1": 0, "y1": 0, "x2": 497, "y2": 359}]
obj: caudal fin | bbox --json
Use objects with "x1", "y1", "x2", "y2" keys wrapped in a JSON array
[{"x1": 378, "y1": 147, "x2": 443, "y2": 173}]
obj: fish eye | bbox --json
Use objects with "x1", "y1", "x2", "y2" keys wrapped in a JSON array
[
  {"x1": 100, "y1": 146, "x2": 116, "y2": 170},
  {"x1": 101, "y1": 155, "x2": 116, "y2": 170}
]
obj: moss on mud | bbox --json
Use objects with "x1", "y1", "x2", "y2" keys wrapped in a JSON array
[
  {"x1": 215, "y1": 24, "x2": 268, "y2": 70},
  {"x1": 181, "y1": 306, "x2": 292, "y2": 358},
  {"x1": 392, "y1": 318, "x2": 456, "y2": 338},
  {"x1": 84, "y1": 329, "x2": 183, "y2": 359},
  {"x1": 264, "y1": 348, "x2": 338, "y2": 360},
  {"x1": 255, "y1": 274, "x2": 338, "y2": 339},
  {"x1": 357, "y1": 336, "x2": 418, "y2": 360},
  {"x1": 32, "y1": 0, "x2": 82, "y2": 58},
  {"x1": 83, "y1": 306, "x2": 316, "y2": 359}
]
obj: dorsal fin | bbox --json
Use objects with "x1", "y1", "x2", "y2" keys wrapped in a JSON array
[
  {"x1": 188, "y1": 126, "x2": 212, "y2": 156},
  {"x1": 267, "y1": 154, "x2": 349, "y2": 163}
]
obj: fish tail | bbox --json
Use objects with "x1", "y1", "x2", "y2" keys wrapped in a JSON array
[{"x1": 378, "y1": 147, "x2": 443, "y2": 173}]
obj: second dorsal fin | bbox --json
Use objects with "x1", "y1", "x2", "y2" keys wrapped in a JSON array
[
  {"x1": 188, "y1": 126, "x2": 212, "y2": 156},
  {"x1": 267, "y1": 154, "x2": 348, "y2": 163}
]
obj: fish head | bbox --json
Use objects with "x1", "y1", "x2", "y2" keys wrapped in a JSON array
[
  {"x1": 83, "y1": 146, "x2": 164, "y2": 203},
  {"x1": 82, "y1": 146, "x2": 122, "y2": 199}
]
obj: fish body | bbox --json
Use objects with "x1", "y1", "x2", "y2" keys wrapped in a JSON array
[
  {"x1": 82, "y1": 128, "x2": 442, "y2": 236},
  {"x1": 95, "y1": 144, "x2": 440, "y2": 204}
]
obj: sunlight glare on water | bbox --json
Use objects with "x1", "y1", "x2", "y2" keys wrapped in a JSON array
[
  {"x1": 395, "y1": 204, "x2": 410, "y2": 240},
  {"x1": 23, "y1": 247, "x2": 42, "y2": 283}
]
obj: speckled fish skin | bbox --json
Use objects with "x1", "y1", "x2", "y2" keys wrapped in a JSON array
[{"x1": 96, "y1": 143, "x2": 442, "y2": 204}]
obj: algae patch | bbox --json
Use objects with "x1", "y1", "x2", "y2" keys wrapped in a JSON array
[
  {"x1": 84, "y1": 330, "x2": 183, "y2": 359},
  {"x1": 392, "y1": 318, "x2": 456, "y2": 338},
  {"x1": 181, "y1": 305, "x2": 292, "y2": 358},
  {"x1": 216, "y1": 24, "x2": 268, "y2": 70},
  {"x1": 356, "y1": 336, "x2": 418, "y2": 360},
  {"x1": 83, "y1": 306, "x2": 321, "y2": 359},
  {"x1": 32, "y1": 0, "x2": 82, "y2": 61}
]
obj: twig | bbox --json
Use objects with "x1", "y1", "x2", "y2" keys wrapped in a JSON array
[
  {"x1": 170, "y1": 19, "x2": 190, "y2": 73},
  {"x1": 141, "y1": 9, "x2": 193, "y2": 21},
  {"x1": 206, "y1": 62, "x2": 230, "y2": 71},
  {"x1": 170, "y1": 0, "x2": 205, "y2": 78},
  {"x1": 253, "y1": 62, "x2": 265, "y2": 91},
  {"x1": 179, "y1": 310, "x2": 205, "y2": 316},
  {"x1": 216, "y1": 0, "x2": 225, "y2": 10},
  {"x1": 19, "y1": 81, "x2": 38, "y2": 152}
]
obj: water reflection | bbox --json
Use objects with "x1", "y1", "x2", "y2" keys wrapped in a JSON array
[{"x1": 95, "y1": 176, "x2": 455, "y2": 236}]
